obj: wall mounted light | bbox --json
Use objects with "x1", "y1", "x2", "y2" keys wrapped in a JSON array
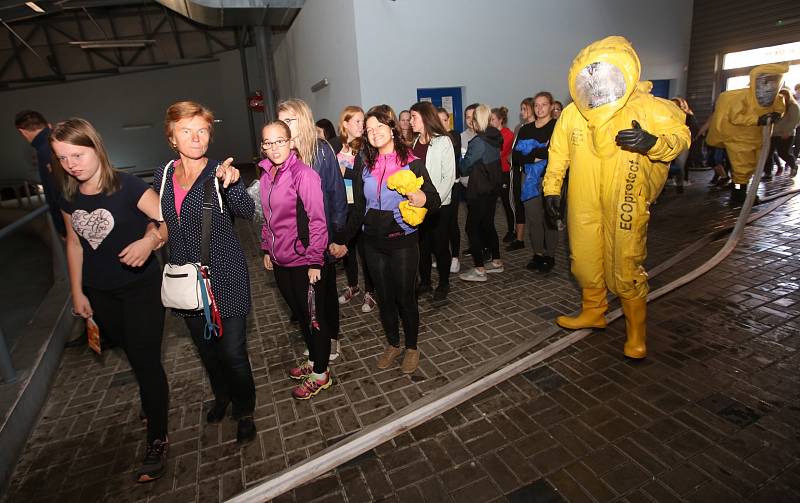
[{"x1": 311, "y1": 78, "x2": 329, "y2": 92}]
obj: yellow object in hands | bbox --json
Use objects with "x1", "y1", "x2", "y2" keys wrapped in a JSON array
[
  {"x1": 387, "y1": 170, "x2": 423, "y2": 195},
  {"x1": 398, "y1": 200, "x2": 427, "y2": 226}
]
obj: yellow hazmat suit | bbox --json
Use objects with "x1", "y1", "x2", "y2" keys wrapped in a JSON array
[
  {"x1": 706, "y1": 63, "x2": 788, "y2": 195},
  {"x1": 542, "y1": 36, "x2": 690, "y2": 358}
]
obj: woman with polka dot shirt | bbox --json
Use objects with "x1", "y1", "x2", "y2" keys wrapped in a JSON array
[{"x1": 154, "y1": 101, "x2": 257, "y2": 444}]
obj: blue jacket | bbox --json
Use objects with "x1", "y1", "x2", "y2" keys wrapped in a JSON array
[
  {"x1": 311, "y1": 140, "x2": 348, "y2": 246},
  {"x1": 516, "y1": 138, "x2": 550, "y2": 201}
]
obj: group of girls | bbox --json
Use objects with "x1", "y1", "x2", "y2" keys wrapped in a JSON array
[{"x1": 52, "y1": 91, "x2": 560, "y2": 485}]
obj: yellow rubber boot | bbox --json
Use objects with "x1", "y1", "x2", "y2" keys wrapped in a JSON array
[
  {"x1": 556, "y1": 288, "x2": 608, "y2": 330},
  {"x1": 621, "y1": 297, "x2": 647, "y2": 359}
]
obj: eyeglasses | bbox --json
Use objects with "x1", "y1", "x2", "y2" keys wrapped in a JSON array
[
  {"x1": 262, "y1": 138, "x2": 289, "y2": 149},
  {"x1": 281, "y1": 117, "x2": 298, "y2": 126}
]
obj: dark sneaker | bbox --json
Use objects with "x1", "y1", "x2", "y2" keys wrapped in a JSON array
[
  {"x1": 206, "y1": 401, "x2": 229, "y2": 423},
  {"x1": 416, "y1": 283, "x2": 433, "y2": 296},
  {"x1": 361, "y1": 292, "x2": 377, "y2": 313},
  {"x1": 539, "y1": 256, "x2": 555, "y2": 273},
  {"x1": 236, "y1": 416, "x2": 256, "y2": 443},
  {"x1": 432, "y1": 286, "x2": 449, "y2": 303},
  {"x1": 506, "y1": 240, "x2": 525, "y2": 251},
  {"x1": 136, "y1": 439, "x2": 168, "y2": 483},
  {"x1": 526, "y1": 255, "x2": 544, "y2": 271}
]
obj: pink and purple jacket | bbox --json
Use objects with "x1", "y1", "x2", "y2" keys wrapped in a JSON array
[{"x1": 259, "y1": 151, "x2": 328, "y2": 269}]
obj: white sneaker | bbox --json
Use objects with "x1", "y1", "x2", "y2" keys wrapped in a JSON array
[
  {"x1": 459, "y1": 268, "x2": 487, "y2": 282},
  {"x1": 484, "y1": 260, "x2": 504, "y2": 273},
  {"x1": 362, "y1": 292, "x2": 377, "y2": 313},
  {"x1": 338, "y1": 286, "x2": 360, "y2": 305},
  {"x1": 329, "y1": 339, "x2": 341, "y2": 361},
  {"x1": 450, "y1": 257, "x2": 460, "y2": 273},
  {"x1": 304, "y1": 339, "x2": 341, "y2": 360}
]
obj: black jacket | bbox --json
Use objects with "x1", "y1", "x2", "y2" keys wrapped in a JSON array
[
  {"x1": 339, "y1": 155, "x2": 441, "y2": 249},
  {"x1": 461, "y1": 126, "x2": 503, "y2": 199}
]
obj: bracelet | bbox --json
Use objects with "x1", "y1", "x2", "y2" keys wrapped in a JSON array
[{"x1": 148, "y1": 231, "x2": 165, "y2": 250}]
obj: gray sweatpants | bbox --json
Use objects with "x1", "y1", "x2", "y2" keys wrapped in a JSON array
[{"x1": 524, "y1": 196, "x2": 559, "y2": 256}]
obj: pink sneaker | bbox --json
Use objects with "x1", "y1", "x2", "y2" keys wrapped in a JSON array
[
  {"x1": 292, "y1": 372, "x2": 332, "y2": 400},
  {"x1": 289, "y1": 360, "x2": 313, "y2": 380}
]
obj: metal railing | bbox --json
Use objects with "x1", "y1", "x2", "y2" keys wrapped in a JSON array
[
  {"x1": 0, "y1": 179, "x2": 45, "y2": 209},
  {"x1": 0, "y1": 205, "x2": 67, "y2": 383}
]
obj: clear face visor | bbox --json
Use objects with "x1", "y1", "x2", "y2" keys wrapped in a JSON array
[
  {"x1": 755, "y1": 74, "x2": 782, "y2": 107},
  {"x1": 574, "y1": 61, "x2": 627, "y2": 110}
]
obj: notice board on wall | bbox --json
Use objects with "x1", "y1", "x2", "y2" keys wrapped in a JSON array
[{"x1": 416, "y1": 87, "x2": 464, "y2": 132}]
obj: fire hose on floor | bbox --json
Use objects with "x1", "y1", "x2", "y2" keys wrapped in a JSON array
[{"x1": 227, "y1": 124, "x2": 799, "y2": 503}]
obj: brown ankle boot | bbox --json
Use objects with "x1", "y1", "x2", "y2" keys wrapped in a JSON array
[
  {"x1": 377, "y1": 345, "x2": 403, "y2": 369},
  {"x1": 400, "y1": 349, "x2": 420, "y2": 374},
  {"x1": 621, "y1": 297, "x2": 647, "y2": 359},
  {"x1": 556, "y1": 288, "x2": 608, "y2": 330}
]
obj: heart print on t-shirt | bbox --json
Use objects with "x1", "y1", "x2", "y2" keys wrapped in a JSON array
[{"x1": 72, "y1": 209, "x2": 115, "y2": 250}]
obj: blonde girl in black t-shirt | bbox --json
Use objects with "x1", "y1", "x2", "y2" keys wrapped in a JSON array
[{"x1": 52, "y1": 118, "x2": 170, "y2": 483}]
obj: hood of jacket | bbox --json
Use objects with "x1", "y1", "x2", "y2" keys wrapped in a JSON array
[{"x1": 479, "y1": 126, "x2": 503, "y2": 149}]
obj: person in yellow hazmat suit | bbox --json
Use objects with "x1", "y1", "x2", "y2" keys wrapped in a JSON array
[
  {"x1": 542, "y1": 36, "x2": 690, "y2": 359},
  {"x1": 706, "y1": 63, "x2": 788, "y2": 204}
]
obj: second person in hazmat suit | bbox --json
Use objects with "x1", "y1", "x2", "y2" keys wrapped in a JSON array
[
  {"x1": 706, "y1": 63, "x2": 788, "y2": 204},
  {"x1": 542, "y1": 36, "x2": 690, "y2": 359}
]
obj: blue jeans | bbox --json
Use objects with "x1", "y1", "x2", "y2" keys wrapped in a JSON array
[{"x1": 184, "y1": 315, "x2": 255, "y2": 418}]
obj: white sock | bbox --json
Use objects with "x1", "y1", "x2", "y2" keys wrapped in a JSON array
[{"x1": 311, "y1": 371, "x2": 327, "y2": 381}]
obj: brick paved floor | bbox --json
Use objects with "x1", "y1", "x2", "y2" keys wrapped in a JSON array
[{"x1": 3, "y1": 170, "x2": 800, "y2": 502}]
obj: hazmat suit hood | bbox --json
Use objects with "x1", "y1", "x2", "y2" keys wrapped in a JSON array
[
  {"x1": 568, "y1": 36, "x2": 641, "y2": 158},
  {"x1": 568, "y1": 36, "x2": 640, "y2": 128},
  {"x1": 747, "y1": 63, "x2": 789, "y2": 110}
]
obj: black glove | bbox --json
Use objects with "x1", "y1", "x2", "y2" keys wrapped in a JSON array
[
  {"x1": 615, "y1": 120, "x2": 658, "y2": 154},
  {"x1": 544, "y1": 195, "x2": 561, "y2": 224},
  {"x1": 757, "y1": 112, "x2": 782, "y2": 125}
]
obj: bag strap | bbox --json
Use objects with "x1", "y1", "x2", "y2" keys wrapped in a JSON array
[
  {"x1": 157, "y1": 159, "x2": 174, "y2": 222},
  {"x1": 201, "y1": 177, "x2": 215, "y2": 266}
]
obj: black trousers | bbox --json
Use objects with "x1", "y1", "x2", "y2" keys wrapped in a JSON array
[
  {"x1": 466, "y1": 193, "x2": 501, "y2": 268},
  {"x1": 448, "y1": 184, "x2": 462, "y2": 258},
  {"x1": 184, "y1": 315, "x2": 255, "y2": 419},
  {"x1": 500, "y1": 171, "x2": 515, "y2": 235},
  {"x1": 85, "y1": 272, "x2": 168, "y2": 443},
  {"x1": 343, "y1": 233, "x2": 373, "y2": 293},
  {"x1": 764, "y1": 135, "x2": 798, "y2": 175},
  {"x1": 364, "y1": 240, "x2": 419, "y2": 349},
  {"x1": 273, "y1": 263, "x2": 334, "y2": 373},
  {"x1": 419, "y1": 204, "x2": 453, "y2": 289},
  {"x1": 510, "y1": 166, "x2": 525, "y2": 224}
]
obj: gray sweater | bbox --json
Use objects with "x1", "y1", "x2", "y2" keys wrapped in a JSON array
[{"x1": 774, "y1": 101, "x2": 800, "y2": 137}]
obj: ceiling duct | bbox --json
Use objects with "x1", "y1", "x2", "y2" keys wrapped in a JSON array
[{"x1": 154, "y1": 0, "x2": 304, "y2": 28}]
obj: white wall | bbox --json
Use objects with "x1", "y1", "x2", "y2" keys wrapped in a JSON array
[
  {"x1": 0, "y1": 50, "x2": 254, "y2": 181},
  {"x1": 351, "y1": 0, "x2": 693, "y2": 129},
  {"x1": 274, "y1": 0, "x2": 362, "y2": 125}
]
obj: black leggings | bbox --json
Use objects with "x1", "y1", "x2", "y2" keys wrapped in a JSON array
[
  {"x1": 419, "y1": 204, "x2": 453, "y2": 288},
  {"x1": 510, "y1": 166, "x2": 525, "y2": 224},
  {"x1": 184, "y1": 315, "x2": 255, "y2": 419},
  {"x1": 500, "y1": 171, "x2": 514, "y2": 235},
  {"x1": 466, "y1": 193, "x2": 501, "y2": 268},
  {"x1": 364, "y1": 240, "x2": 419, "y2": 349},
  {"x1": 273, "y1": 263, "x2": 334, "y2": 373},
  {"x1": 448, "y1": 184, "x2": 462, "y2": 258},
  {"x1": 343, "y1": 233, "x2": 373, "y2": 293},
  {"x1": 85, "y1": 272, "x2": 168, "y2": 443}
]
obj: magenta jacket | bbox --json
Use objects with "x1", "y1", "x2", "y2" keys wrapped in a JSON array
[{"x1": 259, "y1": 151, "x2": 328, "y2": 269}]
